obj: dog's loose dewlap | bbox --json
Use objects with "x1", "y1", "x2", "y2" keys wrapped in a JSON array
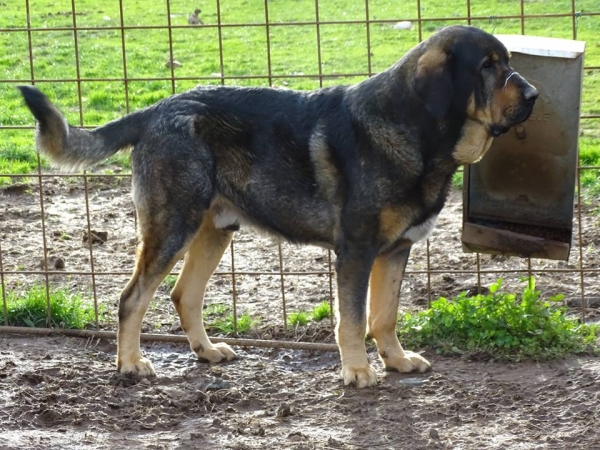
[{"x1": 19, "y1": 26, "x2": 538, "y2": 388}]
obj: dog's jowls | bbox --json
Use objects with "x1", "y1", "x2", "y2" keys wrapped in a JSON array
[{"x1": 19, "y1": 25, "x2": 538, "y2": 388}]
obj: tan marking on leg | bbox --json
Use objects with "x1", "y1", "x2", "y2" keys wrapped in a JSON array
[
  {"x1": 335, "y1": 284, "x2": 377, "y2": 388},
  {"x1": 117, "y1": 220, "x2": 190, "y2": 376},
  {"x1": 117, "y1": 278, "x2": 158, "y2": 377},
  {"x1": 171, "y1": 213, "x2": 237, "y2": 363},
  {"x1": 192, "y1": 343, "x2": 205, "y2": 354},
  {"x1": 367, "y1": 252, "x2": 431, "y2": 374},
  {"x1": 117, "y1": 269, "x2": 177, "y2": 376}
]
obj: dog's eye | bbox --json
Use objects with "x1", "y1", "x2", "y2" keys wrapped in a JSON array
[{"x1": 482, "y1": 59, "x2": 494, "y2": 70}]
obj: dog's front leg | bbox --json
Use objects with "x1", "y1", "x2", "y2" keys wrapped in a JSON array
[
  {"x1": 335, "y1": 241, "x2": 377, "y2": 388},
  {"x1": 367, "y1": 247, "x2": 431, "y2": 373}
]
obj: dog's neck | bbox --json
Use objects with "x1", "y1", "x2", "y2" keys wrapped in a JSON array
[
  {"x1": 348, "y1": 57, "x2": 492, "y2": 168},
  {"x1": 452, "y1": 119, "x2": 495, "y2": 165}
]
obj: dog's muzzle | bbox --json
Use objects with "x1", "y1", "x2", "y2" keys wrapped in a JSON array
[
  {"x1": 491, "y1": 83, "x2": 539, "y2": 137},
  {"x1": 517, "y1": 84, "x2": 539, "y2": 122}
]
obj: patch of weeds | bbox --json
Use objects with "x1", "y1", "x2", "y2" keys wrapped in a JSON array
[
  {"x1": 288, "y1": 311, "x2": 310, "y2": 327},
  {"x1": 452, "y1": 171, "x2": 463, "y2": 190},
  {"x1": 2, "y1": 1, "x2": 600, "y2": 189},
  {"x1": 579, "y1": 144, "x2": 600, "y2": 197},
  {"x1": 0, "y1": 138, "x2": 46, "y2": 179},
  {"x1": 205, "y1": 303, "x2": 230, "y2": 317},
  {"x1": 311, "y1": 301, "x2": 331, "y2": 322},
  {"x1": 0, "y1": 284, "x2": 98, "y2": 329},
  {"x1": 207, "y1": 313, "x2": 256, "y2": 335},
  {"x1": 579, "y1": 142, "x2": 600, "y2": 167},
  {"x1": 161, "y1": 275, "x2": 178, "y2": 290},
  {"x1": 580, "y1": 170, "x2": 600, "y2": 197},
  {"x1": 104, "y1": 152, "x2": 131, "y2": 171},
  {"x1": 0, "y1": 176, "x2": 33, "y2": 187},
  {"x1": 397, "y1": 278, "x2": 599, "y2": 360}
]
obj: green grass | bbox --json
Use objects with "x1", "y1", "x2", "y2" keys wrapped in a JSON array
[
  {"x1": 311, "y1": 301, "x2": 332, "y2": 322},
  {"x1": 199, "y1": 300, "x2": 329, "y2": 332},
  {"x1": 199, "y1": 302, "x2": 257, "y2": 335},
  {"x1": 580, "y1": 140, "x2": 600, "y2": 197},
  {"x1": 287, "y1": 301, "x2": 332, "y2": 327},
  {"x1": 161, "y1": 274, "x2": 178, "y2": 291},
  {"x1": 0, "y1": 284, "x2": 97, "y2": 329},
  {"x1": 105, "y1": 152, "x2": 132, "y2": 171},
  {"x1": 452, "y1": 171, "x2": 463, "y2": 190},
  {"x1": 288, "y1": 310, "x2": 311, "y2": 327},
  {"x1": 207, "y1": 313, "x2": 257, "y2": 335},
  {"x1": 0, "y1": 131, "x2": 46, "y2": 185},
  {"x1": 0, "y1": 0, "x2": 598, "y2": 185},
  {"x1": 397, "y1": 278, "x2": 599, "y2": 360},
  {"x1": 205, "y1": 302, "x2": 231, "y2": 317}
]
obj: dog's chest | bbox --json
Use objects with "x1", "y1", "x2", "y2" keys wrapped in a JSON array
[
  {"x1": 402, "y1": 214, "x2": 439, "y2": 243},
  {"x1": 379, "y1": 206, "x2": 440, "y2": 249}
]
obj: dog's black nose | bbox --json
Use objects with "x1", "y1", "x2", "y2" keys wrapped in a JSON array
[{"x1": 523, "y1": 85, "x2": 539, "y2": 103}]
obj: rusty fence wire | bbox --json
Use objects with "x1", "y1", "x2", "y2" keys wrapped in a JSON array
[{"x1": 0, "y1": 0, "x2": 599, "y2": 345}]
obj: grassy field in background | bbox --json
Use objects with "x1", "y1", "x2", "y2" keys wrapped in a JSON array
[{"x1": 0, "y1": 0, "x2": 599, "y2": 184}]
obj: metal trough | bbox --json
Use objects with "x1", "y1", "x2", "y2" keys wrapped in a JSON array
[{"x1": 462, "y1": 34, "x2": 586, "y2": 261}]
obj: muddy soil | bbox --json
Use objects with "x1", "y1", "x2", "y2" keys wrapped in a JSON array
[
  {"x1": 1, "y1": 334, "x2": 600, "y2": 450},
  {"x1": 0, "y1": 0, "x2": 598, "y2": 437},
  {"x1": 2, "y1": 176, "x2": 600, "y2": 449},
  {"x1": 1, "y1": 175, "x2": 599, "y2": 332}
]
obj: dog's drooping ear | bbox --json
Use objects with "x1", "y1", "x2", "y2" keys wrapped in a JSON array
[{"x1": 414, "y1": 48, "x2": 453, "y2": 119}]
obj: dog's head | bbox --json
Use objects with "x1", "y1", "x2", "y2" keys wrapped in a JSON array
[{"x1": 413, "y1": 26, "x2": 538, "y2": 161}]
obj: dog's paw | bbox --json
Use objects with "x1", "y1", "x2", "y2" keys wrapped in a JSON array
[
  {"x1": 118, "y1": 357, "x2": 156, "y2": 377},
  {"x1": 194, "y1": 342, "x2": 237, "y2": 363},
  {"x1": 341, "y1": 364, "x2": 378, "y2": 388},
  {"x1": 384, "y1": 350, "x2": 431, "y2": 373}
]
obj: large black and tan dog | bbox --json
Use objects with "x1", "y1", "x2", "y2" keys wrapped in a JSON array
[{"x1": 19, "y1": 26, "x2": 537, "y2": 388}]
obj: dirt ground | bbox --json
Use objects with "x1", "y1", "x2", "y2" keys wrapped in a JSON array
[
  {"x1": 1, "y1": 175, "x2": 599, "y2": 332},
  {"x1": 1, "y1": 334, "x2": 600, "y2": 450},
  {"x1": 1, "y1": 173, "x2": 600, "y2": 449}
]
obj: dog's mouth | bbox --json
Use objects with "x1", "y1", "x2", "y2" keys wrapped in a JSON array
[
  {"x1": 490, "y1": 102, "x2": 536, "y2": 138},
  {"x1": 489, "y1": 124, "x2": 510, "y2": 137},
  {"x1": 511, "y1": 103, "x2": 536, "y2": 125}
]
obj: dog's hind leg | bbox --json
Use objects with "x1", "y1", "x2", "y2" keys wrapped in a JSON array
[
  {"x1": 117, "y1": 220, "x2": 196, "y2": 376},
  {"x1": 171, "y1": 213, "x2": 237, "y2": 363},
  {"x1": 367, "y1": 247, "x2": 431, "y2": 373},
  {"x1": 117, "y1": 176, "x2": 208, "y2": 375}
]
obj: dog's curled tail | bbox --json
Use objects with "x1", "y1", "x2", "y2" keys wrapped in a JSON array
[{"x1": 18, "y1": 85, "x2": 150, "y2": 171}]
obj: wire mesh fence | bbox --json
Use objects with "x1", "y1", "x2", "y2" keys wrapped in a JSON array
[{"x1": 0, "y1": 0, "x2": 599, "y2": 342}]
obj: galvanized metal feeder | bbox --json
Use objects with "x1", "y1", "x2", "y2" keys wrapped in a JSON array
[{"x1": 462, "y1": 35, "x2": 586, "y2": 261}]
